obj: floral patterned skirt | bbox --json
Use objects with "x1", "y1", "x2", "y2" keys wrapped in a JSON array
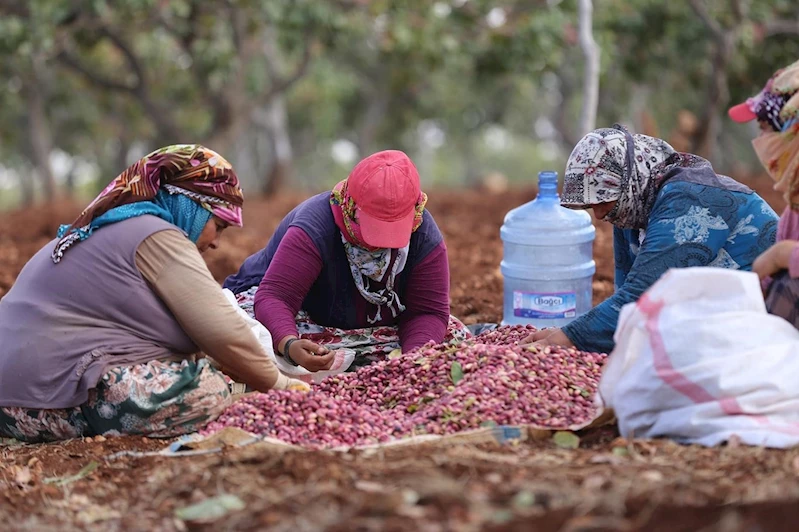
[
  {"x1": 235, "y1": 287, "x2": 471, "y2": 369},
  {"x1": 0, "y1": 359, "x2": 231, "y2": 443}
]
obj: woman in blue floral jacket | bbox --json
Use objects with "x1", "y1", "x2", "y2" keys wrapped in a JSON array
[{"x1": 525, "y1": 125, "x2": 778, "y2": 353}]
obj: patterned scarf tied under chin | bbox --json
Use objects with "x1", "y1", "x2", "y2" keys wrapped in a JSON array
[
  {"x1": 562, "y1": 124, "x2": 698, "y2": 229},
  {"x1": 330, "y1": 179, "x2": 427, "y2": 323},
  {"x1": 52, "y1": 144, "x2": 244, "y2": 263}
]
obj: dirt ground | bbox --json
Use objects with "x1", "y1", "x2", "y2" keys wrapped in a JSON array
[{"x1": 1, "y1": 180, "x2": 796, "y2": 531}]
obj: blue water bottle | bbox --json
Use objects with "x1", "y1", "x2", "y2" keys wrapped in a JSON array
[{"x1": 500, "y1": 171, "x2": 596, "y2": 328}]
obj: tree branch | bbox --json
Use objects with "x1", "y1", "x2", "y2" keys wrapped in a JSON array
[
  {"x1": 96, "y1": 27, "x2": 147, "y2": 88},
  {"x1": 688, "y1": 0, "x2": 724, "y2": 39},
  {"x1": 224, "y1": 0, "x2": 247, "y2": 54},
  {"x1": 263, "y1": 41, "x2": 314, "y2": 103},
  {"x1": 57, "y1": 51, "x2": 137, "y2": 93},
  {"x1": 259, "y1": 25, "x2": 315, "y2": 106},
  {"x1": 729, "y1": 0, "x2": 749, "y2": 24},
  {"x1": 578, "y1": 0, "x2": 600, "y2": 135},
  {"x1": 0, "y1": 0, "x2": 29, "y2": 17},
  {"x1": 60, "y1": 24, "x2": 182, "y2": 143},
  {"x1": 764, "y1": 19, "x2": 799, "y2": 37}
]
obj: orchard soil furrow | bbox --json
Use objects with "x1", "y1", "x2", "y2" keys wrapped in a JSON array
[{"x1": 1, "y1": 183, "x2": 796, "y2": 531}]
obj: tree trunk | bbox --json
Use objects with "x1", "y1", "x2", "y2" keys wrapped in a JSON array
[
  {"x1": 261, "y1": 94, "x2": 293, "y2": 196},
  {"x1": 551, "y1": 61, "x2": 580, "y2": 150},
  {"x1": 64, "y1": 161, "x2": 77, "y2": 195},
  {"x1": 463, "y1": 135, "x2": 481, "y2": 187},
  {"x1": 577, "y1": 0, "x2": 600, "y2": 136},
  {"x1": 691, "y1": 33, "x2": 734, "y2": 160},
  {"x1": 26, "y1": 54, "x2": 55, "y2": 202},
  {"x1": 357, "y1": 87, "x2": 390, "y2": 158},
  {"x1": 687, "y1": 0, "x2": 749, "y2": 162},
  {"x1": 16, "y1": 173, "x2": 34, "y2": 206},
  {"x1": 115, "y1": 138, "x2": 131, "y2": 175}
]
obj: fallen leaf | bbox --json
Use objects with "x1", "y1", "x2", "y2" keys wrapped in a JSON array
[
  {"x1": 486, "y1": 473, "x2": 503, "y2": 484},
  {"x1": 552, "y1": 431, "x2": 580, "y2": 449},
  {"x1": 612, "y1": 446, "x2": 630, "y2": 457},
  {"x1": 354, "y1": 480, "x2": 387, "y2": 493},
  {"x1": 491, "y1": 509, "x2": 514, "y2": 524},
  {"x1": 589, "y1": 454, "x2": 626, "y2": 465},
  {"x1": 77, "y1": 505, "x2": 122, "y2": 524},
  {"x1": 388, "y1": 349, "x2": 402, "y2": 359},
  {"x1": 43, "y1": 461, "x2": 99, "y2": 486},
  {"x1": 511, "y1": 490, "x2": 536, "y2": 508},
  {"x1": 175, "y1": 494, "x2": 245, "y2": 522},
  {"x1": 582, "y1": 475, "x2": 607, "y2": 490},
  {"x1": 640, "y1": 470, "x2": 664, "y2": 482},
  {"x1": 450, "y1": 362, "x2": 464, "y2": 385},
  {"x1": 14, "y1": 466, "x2": 32, "y2": 486}
]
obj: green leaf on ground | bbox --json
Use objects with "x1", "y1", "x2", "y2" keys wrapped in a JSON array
[
  {"x1": 175, "y1": 494, "x2": 245, "y2": 522},
  {"x1": 552, "y1": 431, "x2": 580, "y2": 449},
  {"x1": 512, "y1": 490, "x2": 537, "y2": 508},
  {"x1": 43, "y1": 461, "x2": 99, "y2": 486},
  {"x1": 450, "y1": 361, "x2": 464, "y2": 384}
]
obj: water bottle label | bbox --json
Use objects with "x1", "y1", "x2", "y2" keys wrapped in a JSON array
[{"x1": 513, "y1": 291, "x2": 577, "y2": 319}]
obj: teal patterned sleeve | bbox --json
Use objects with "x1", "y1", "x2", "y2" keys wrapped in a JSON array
[
  {"x1": 562, "y1": 182, "x2": 736, "y2": 353},
  {"x1": 613, "y1": 227, "x2": 634, "y2": 290}
]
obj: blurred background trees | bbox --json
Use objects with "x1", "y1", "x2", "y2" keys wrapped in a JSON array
[{"x1": 0, "y1": 0, "x2": 797, "y2": 208}]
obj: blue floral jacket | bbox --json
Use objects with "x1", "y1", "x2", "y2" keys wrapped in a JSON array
[{"x1": 562, "y1": 180, "x2": 779, "y2": 353}]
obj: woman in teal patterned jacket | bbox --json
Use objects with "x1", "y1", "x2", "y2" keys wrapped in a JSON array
[{"x1": 525, "y1": 125, "x2": 779, "y2": 354}]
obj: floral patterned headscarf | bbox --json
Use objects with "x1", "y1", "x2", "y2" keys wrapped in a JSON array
[
  {"x1": 562, "y1": 125, "x2": 682, "y2": 229},
  {"x1": 746, "y1": 60, "x2": 799, "y2": 207},
  {"x1": 53, "y1": 144, "x2": 243, "y2": 262}
]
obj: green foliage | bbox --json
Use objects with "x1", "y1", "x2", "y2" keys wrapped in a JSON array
[{"x1": 0, "y1": 0, "x2": 797, "y2": 206}]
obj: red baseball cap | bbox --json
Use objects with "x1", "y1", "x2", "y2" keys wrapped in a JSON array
[
  {"x1": 728, "y1": 100, "x2": 758, "y2": 123},
  {"x1": 347, "y1": 150, "x2": 422, "y2": 249},
  {"x1": 728, "y1": 60, "x2": 799, "y2": 128}
]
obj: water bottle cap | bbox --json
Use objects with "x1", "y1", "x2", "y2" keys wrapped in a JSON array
[{"x1": 538, "y1": 171, "x2": 558, "y2": 197}]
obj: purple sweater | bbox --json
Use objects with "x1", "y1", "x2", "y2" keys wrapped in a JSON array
[{"x1": 223, "y1": 193, "x2": 450, "y2": 352}]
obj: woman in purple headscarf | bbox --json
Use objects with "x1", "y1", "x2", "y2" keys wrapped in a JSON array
[{"x1": 0, "y1": 144, "x2": 307, "y2": 443}]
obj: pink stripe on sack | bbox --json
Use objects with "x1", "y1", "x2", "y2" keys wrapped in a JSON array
[
  {"x1": 636, "y1": 293, "x2": 799, "y2": 436},
  {"x1": 638, "y1": 294, "x2": 715, "y2": 403}
]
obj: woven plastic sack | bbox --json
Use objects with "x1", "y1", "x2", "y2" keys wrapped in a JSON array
[{"x1": 600, "y1": 267, "x2": 799, "y2": 448}]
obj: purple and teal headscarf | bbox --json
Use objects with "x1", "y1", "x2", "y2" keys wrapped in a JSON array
[{"x1": 52, "y1": 144, "x2": 244, "y2": 263}]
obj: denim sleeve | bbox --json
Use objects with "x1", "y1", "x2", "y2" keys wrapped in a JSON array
[
  {"x1": 613, "y1": 227, "x2": 633, "y2": 290},
  {"x1": 563, "y1": 184, "x2": 732, "y2": 353}
]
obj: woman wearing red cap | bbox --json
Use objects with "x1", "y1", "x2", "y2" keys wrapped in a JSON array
[
  {"x1": 731, "y1": 59, "x2": 799, "y2": 327},
  {"x1": 224, "y1": 150, "x2": 469, "y2": 371}
]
